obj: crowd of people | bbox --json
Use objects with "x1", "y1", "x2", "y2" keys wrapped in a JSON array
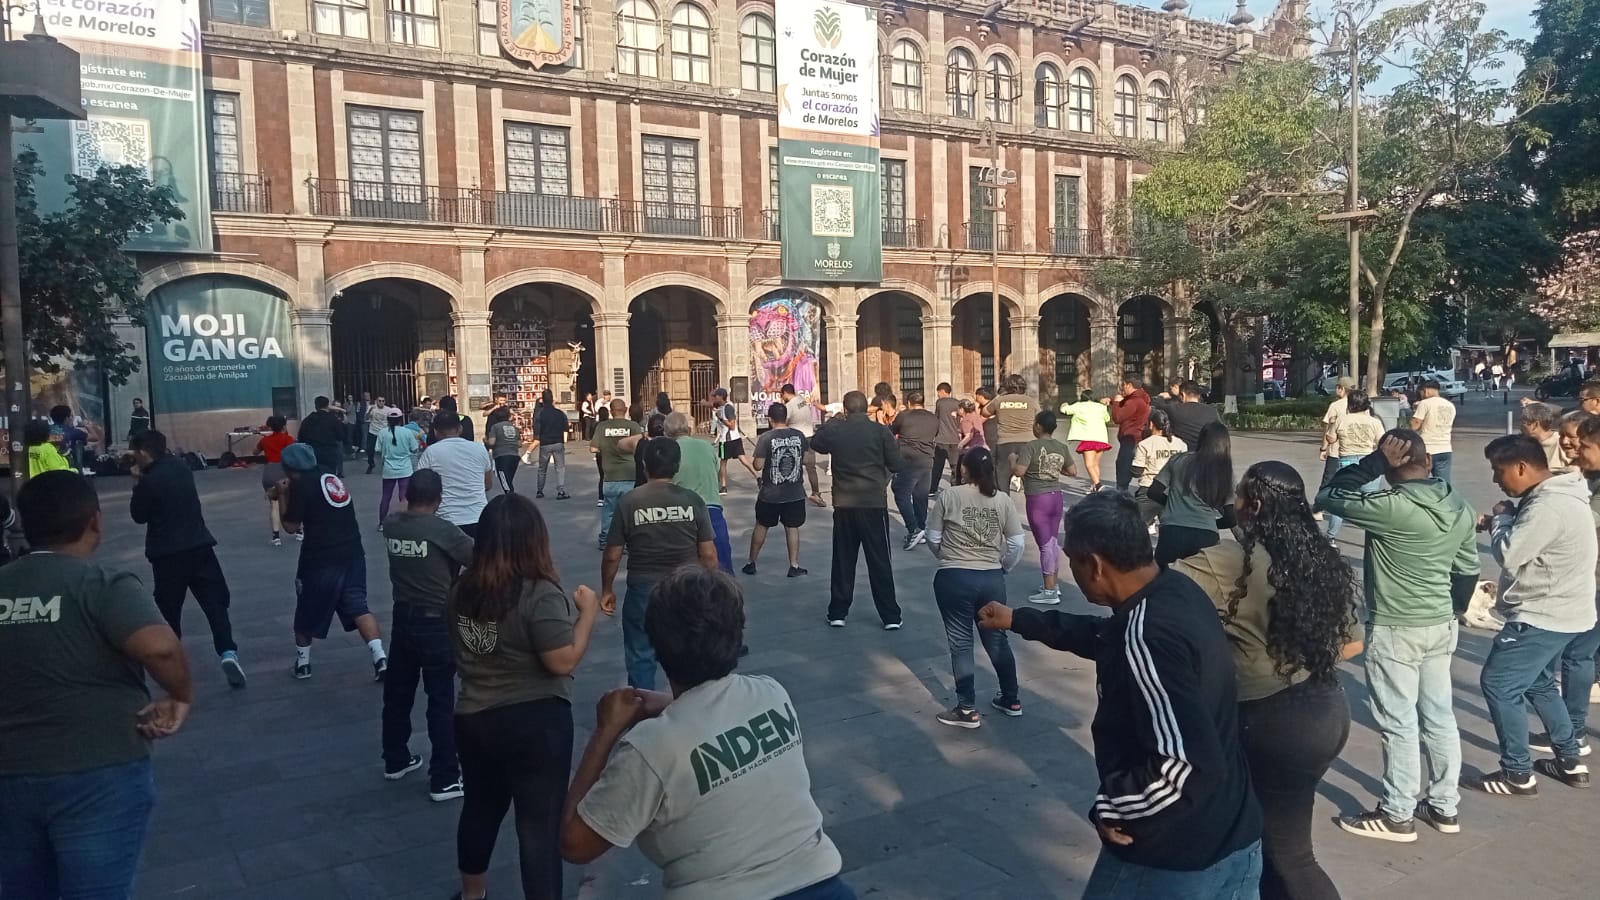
[{"x1": 3, "y1": 370, "x2": 1600, "y2": 900}]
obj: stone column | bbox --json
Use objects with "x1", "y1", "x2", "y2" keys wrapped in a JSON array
[
  {"x1": 290, "y1": 308, "x2": 334, "y2": 413},
  {"x1": 827, "y1": 315, "x2": 859, "y2": 398},
  {"x1": 716, "y1": 314, "x2": 750, "y2": 400},
  {"x1": 1012, "y1": 314, "x2": 1042, "y2": 395},
  {"x1": 1089, "y1": 312, "x2": 1119, "y2": 398},
  {"x1": 924, "y1": 316, "x2": 953, "y2": 392},
  {"x1": 452, "y1": 310, "x2": 493, "y2": 430},
  {"x1": 592, "y1": 311, "x2": 632, "y2": 400}
]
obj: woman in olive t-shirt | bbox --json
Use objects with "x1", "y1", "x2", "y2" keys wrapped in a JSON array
[
  {"x1": 1172, "y1": 462, "x2": 1361, "y2": 900},
  {"x1": 448, "y1": 493, "x2": 599, "y2": 900}
]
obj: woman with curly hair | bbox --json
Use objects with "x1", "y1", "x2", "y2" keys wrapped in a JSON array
[
  {"x1": 1148, "y1": 420, "x2": 1234, "y2": 565},
  {"x1": 1174, "y1": 461, "x2": 1363, "y2": 900}
]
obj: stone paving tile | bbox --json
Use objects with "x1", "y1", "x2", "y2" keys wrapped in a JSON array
[{"x1": 107, "y1": 394, "x2": 1600, "y2": 898}]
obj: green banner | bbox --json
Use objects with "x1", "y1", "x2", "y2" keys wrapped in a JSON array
[
  {"x1": 778, "y1": 139, "x2": 882, "y2": 282},
  {"x1": 147, "y1": 278, "x2": 295, "y2": 414},
  {"x1": 18, "y1": 0, "x2": 211, "y2": 253}
]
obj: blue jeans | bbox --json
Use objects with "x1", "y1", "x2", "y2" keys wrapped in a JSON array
[
  {"x1": 709, "y1": 505, "x2": 734, "y2": 573},
  {"x1": 933, "y1": 567, "x2": 1018, "y2": 710},
  {"x1": 776, "y1": 876, "x2": 857, "y2": 900},
  {"x1": 0, "y1": 758, "x2": 155, "y2": 899},
  {"x1": 599, "y1": 480, "x2": 632, "y2": 545},
  {"x1": 1481, "y1": 621, "x2": 1583, "y2": 770},
  {"x1": 381, "y1": 603, "x2": 458, "y2": 781},
  {"x1": 1322, "y1": 456, "x2": 1377, "y2": 539},
  {"x1": 1365, "y1": 622, "x2": 1461, "y2": 820},
  {"x1": 1431, "y1": 452, "x2": 1452, "y2": 484},
  {"x1": 1083, "y1": 840, "x2": 1262, "y2": 900},
  {"x1": 622, "y1": 577, "x2": 659, "y2": 690},
  {"x1": 1561, "y1": 614, "x2": 1600, "y2": 736}
]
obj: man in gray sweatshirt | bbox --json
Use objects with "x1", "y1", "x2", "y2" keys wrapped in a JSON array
[{"x1": 1474, "y1": 434, "x2": 1598, "y2": 796}]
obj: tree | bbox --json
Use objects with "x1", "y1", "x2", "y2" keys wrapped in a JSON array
[
  {"x1": 1515, "y1": 0, "x2": 1600, "y2": 232},
  {"x1": 13, "y1": 149, "x2": 182, "y2": 384},
  {"x1": 1530, "y1": 229, "x2": 1600, "y2": 330}
]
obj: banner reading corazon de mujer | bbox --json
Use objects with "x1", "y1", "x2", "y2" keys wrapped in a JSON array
[
  {"x1": 19, "y1": 0, "x2": 211, "y2": 254},
  {"x1": 776, "y1": 0, "x2": 881, "y2": 283}
]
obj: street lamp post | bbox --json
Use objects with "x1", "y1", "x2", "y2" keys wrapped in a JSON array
[
  {"x1": 1326, "y1": 11, "x2": 1365, "y2": 383},
  {"x1": 978, "y1": 120, "x2": 1008, "y2": 384}
]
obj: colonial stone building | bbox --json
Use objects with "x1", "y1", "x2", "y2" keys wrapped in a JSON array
[{"x1": 132, "y1": 0, "x2": 1305, "y2": 449}]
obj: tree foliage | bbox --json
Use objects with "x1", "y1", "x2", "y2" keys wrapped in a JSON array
[
  {"x1": 1515, "y1": 0, "x2": 1600, "y2": 231},
  {"x1": 13, "y1": 149, "x2": 182, "y2": 384}
]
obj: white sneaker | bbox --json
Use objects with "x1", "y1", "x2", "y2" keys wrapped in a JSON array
[
  {"x1": 1591, "y1": 682, "x2": 1600, "y2": 705},
  {"x1": 828, "y1": 619, "x2": 846, "y2": 628},
  {"x1": 295, "y1": 531, "x2": 304, "y2": 542},
  {"x1": 1028, "y1": 588, "x2": 1062, "y2": 605}
]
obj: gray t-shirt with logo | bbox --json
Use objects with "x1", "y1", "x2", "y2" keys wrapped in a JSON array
[
  {"x1": 607, "y1": 481, "x2": 714, "y2": 579},
  {"x1": 929, "y1": 484, "x2": 1025, "y2": 570},
  {"x1": 383, "y1": 509, "x2": 476, "y2": 608},
  {"x1": 578, "y1": 674, "x2": 842, "y2": 900},
  {"x1": 1016, "y1": 437, "x2": 1076, "y2": 495},
  {"x1": 449, "y1": 577, "x2": 575, "y2": 714},
  {"x1": 754, "y1": 427, "x2": 808, "y2": 505}
]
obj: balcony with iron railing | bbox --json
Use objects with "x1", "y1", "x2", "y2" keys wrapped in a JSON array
[
  {"x1": 963, "y1": 221, "x2": 1013, "y2": 252},
  {"x1": 1048, "y1": 227, "x2": 1102, "y2": 257},
  {"x1": 211, "y1": 173, "x2": 274, "y2": 214},
  {"x1": 762, "y1": 210, "x2": 926, "y2": 248},
  {"x1": 304, "y1": 178, "x2": 743, "y2": 240}
]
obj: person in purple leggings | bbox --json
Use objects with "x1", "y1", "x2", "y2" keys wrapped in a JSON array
[{"x1": 1013, "y1": 411, "x2": 1079, "y2": 606}]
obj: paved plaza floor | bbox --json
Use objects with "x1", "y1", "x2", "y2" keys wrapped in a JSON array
[{"x1": 106, "y1": 388, "x2": 1597, "y2": 899}]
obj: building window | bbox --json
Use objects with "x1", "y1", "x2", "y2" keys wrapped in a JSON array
[
  {"x1": 947, "y1": 48, "x2": 977, "y2": 119},
  {"x1": 739, "y1": 14, "x2": 776, "y2": 92},
  {"x1": 643, "y1": 135, "x2": 698, "y2": 208},
  {"x1": 768, "y1": 147, "x2": 780, "y2": 214},
  {"x1": 616, "y1": 0, "x2": 660, "y2": 78},
  {"x1": 890, "y1": 39, "x2": 923, "y2": 111},
  {"x1": 313, "y1": 0, "x2": 369, "y2": 37},
  {"x1": 670, "y1": 2, "x2": 712, "y2": 84},
  {"x1": 985, "y1": 55, "x2": 1016, "y2": 124},
  {"x1": 505, "y1": 123, "x2": 570, "y2": 195},
  {"x1": 477, "y1": 0, "x2": 498, "y2": 55},
  {"x1": 208, "y1": 92, "x2": 243, "y2": 188},
  {"x1": 1114, "y1": 75, "x2": 1139, "y2": 138},
  {"x1": 347, "y1": 106, "x2": 424, "y2": 210},
  {"x1": 1145, "y1": 79, "x2": 1170, "y2": 142},
  {"x1": 207, "y1": 0, "x2": 270, "y2": 26},
  {"x1": 1067, "y1": 67, "x2": 1095, "y2": 133},
  {"x1": 387, "y1": 0, "x2": 439, "y2": 47},
  {"x1": 1054, "y1": 174, "x2": 1081, "y2": 253},
  {"x1": 1034, "y1": 63, "x2": 1063, "y2": 129},
  {"x1": 881, "y1": 158, "x2": 907, "y2": 245},
  {"x1": 571, "y1": 9, "x2": 585, "y2": 67}
]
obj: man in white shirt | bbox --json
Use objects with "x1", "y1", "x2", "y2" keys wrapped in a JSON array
[
  {"x1": 781, "y1": 383, "x2": 826, "y2": 507},
  {"x1": 1410, "y1": 380, "x2": 1457, "y2": 484},
  {"x1": 415, "y1": 413, "x2": 492, "y2": 538},
  {"x1": 709, "y1": 387, "x2": 759, "y2": 493},
  {"x1": 366, "y1": 396, "x2": 394, "y2": 474}
]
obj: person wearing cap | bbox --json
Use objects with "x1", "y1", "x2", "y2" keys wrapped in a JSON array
[
  {"x1": 1319, "y1": 377, "x2": 1357, "y2": 491},
  {"x1": 273, "y1": 442, "x2": 387, "y2": 681},
  {"x1": 709, "y1": 387, "x2": 759, "y2": 492}
]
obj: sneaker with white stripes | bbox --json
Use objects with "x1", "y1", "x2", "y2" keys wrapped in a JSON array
[
  {"x1": 1475, "y1": 769, "x2": 1538, "y2": 797},
  {"x1": 1529, "y1": 732, "x2": 1591, "y2": 757},
  {"x1": 1336, "y1": 809, "x2": 1417, "y2": 843}
]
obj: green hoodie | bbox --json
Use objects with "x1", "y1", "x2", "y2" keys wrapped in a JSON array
[{"x1": 1316, "y1": 452, "x2": 1479, "y2": 627}]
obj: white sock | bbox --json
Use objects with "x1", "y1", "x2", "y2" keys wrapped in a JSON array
[
  {"x1": 295, "y1": 645, "x2": 310, "y2": 665},
  {"x1": 368, "y1": 638, "x2": 386, "y2": 661}
]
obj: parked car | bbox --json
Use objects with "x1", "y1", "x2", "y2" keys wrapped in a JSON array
[{"x1": 1383, "y1": 372, "x2": 1468, "y2": 401}]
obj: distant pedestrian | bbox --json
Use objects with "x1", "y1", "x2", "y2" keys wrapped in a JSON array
[
  {"x1": 1325, "y1": 390, "x2": 1384, "y2": 541},
  {"x1": 129, "y1": 429, "x2": 245, "y2": 688},
  {"x1": 298, "y1": 395, "x2": 348, "y2": 475},
  {"x1": 811, "y1": 391, "x2": 904, "y2": 629},
  {"x1": 366, "y1": 395, "x2": 393, "y2": 474},
  {"x1": 485, "y1": 407, "x2": 523, "y2": 494},
  {"x1": 931, "y1": 382, "x2": 963, "y2": 491},
  {"x1": 1012, "y1": 411, "x2": 1078, "y2": 606},
  {"x1": 658, "y1": 411, "x2": 734, "y2": 572},
  {"x1": 0, "y1": 471, "x2": 193, "y2": 900},
  {"x1": 782, "y1": 383, "x2": 827, "y2": 506},
  {"x1": 928, "y1": 448, "x2": 1026, "y2": 728},
  {"x1": 1111, "y1": 377, "x2": 1152, "y2": 492},
  {"x1": 1131, "y1": 409, "x2": 1185, "y2": 527},
  {"x1": 889, "y1": 390, "x2": 939, "y2": 549},
  {"x1": 1410, "y1": 380, "x2": 1457, "y2": 483},
  {"x1": 128, "y1": 397, "x2": 152, "y2": 439},
  {"x1": 274, "y1": 442, "x2": 387, "y2": 681},
  {"x1": 978, "y1": 492, "x2": 1263, "y2": 897},
  {"x1": 590, "y1": 400, "x2": 641, "y2": 551},
  {"x1": 417, "y1": 412, "x2": 493, "y2": 539},
  {"x1": 1148, "y1": 422, "x2": 1235, "y2": 566},
  {"x1": 380, "y1": 468, "x2": 472, "y2": 802},
  {"x1": 1059, "y1": 390, "x2": 1112, "y2": 491},
  {"x1": 744, "y1": 401, "x2": 810, "y2": 577},
  {"x1": 984, "y1": 375, "x2": 1039, "y2": 493},
  {"x1": 580, "y1": 392, "x2": 598, "y2": 441},
  {"x1": 1156, "y1": 380, "x2": 1222, "y2": 448},
  {"x1": 530, "y1": 389, "x2": 571, "y2": 500},
  {"x1": 377, "y1": 411, "x2": 421, "y2": 526},
  {"x1": 24, "y1": 419, "x2": 69, "y2": 479},
  {"x1": 709, "y1": 387, "x2": 758, "y2": 491},
  {"x1": 1519, "y1": 401, "x2": 1567, "y2": 473},
  {"x1": 257, "y1": 416, "x2": 295, "y2": 544}
]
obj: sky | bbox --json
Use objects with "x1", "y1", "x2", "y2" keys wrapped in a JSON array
[{"x1": 1153, "y1": 0, "x2": 1537, "y2": 91}]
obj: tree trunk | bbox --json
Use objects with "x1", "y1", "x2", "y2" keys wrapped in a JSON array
[{"x1": 1365, "y1": 284, "x2": 1387, "y2": 392}]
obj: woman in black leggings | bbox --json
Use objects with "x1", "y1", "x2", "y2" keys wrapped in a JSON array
[
  {"x1": 448, "y1": 493, "x2": 600, "y2": 900},
  {"x1": 1174, "y1": 461, "x2": 1361, "y2": 900},
  {"x1": 593, "y1": 406, "x2": 610, "y2": 505},
  {"x1": 1148, "y1": 420, "x2": 1234, "y2": 565}
]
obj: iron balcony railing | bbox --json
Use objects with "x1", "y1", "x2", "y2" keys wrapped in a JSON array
[
  {"x1": 211, "y1": 173, "x2": 274, "y2": 214},
  {"x1": 963, "y1": 221, "x2": 1013, "y2": 252},
  {"x1": 1048, "y1": 227, "x2": 1101, "y2": 256},
  {"x1": 763, "y1": 209, "x2": 926, "y2": 248},
  {"x1": 305, "y1": 178, "x2": 742, "y2": 239}
]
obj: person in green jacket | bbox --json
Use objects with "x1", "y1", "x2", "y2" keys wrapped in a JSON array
[{"x1": 1317, "y1": 430, "x2": 1479, "y2": 845}]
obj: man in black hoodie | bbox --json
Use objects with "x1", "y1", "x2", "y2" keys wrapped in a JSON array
[
  {"x1": 810, "y1": 390, "x2": 904, "y2": 629},
  {"x1": 979, "y1": 492, "x2": 1261, "y2": 896},
  {"x1": 298, "y1": 395, "x2": 347, "y2": 476},
  {"x1": 129, "y1": 430, "x2": 246, "y2": 688},
  {"x1": 529, "y1": 389, "x2": 572, "y2": 499}
]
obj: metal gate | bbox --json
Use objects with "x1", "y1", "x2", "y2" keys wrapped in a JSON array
[
  {"x1": 331, "y1": 298, "x2": 420, "y2": 410},
  {"x1": 689, "y1": 360, "x2": 717, "y2": 427}
]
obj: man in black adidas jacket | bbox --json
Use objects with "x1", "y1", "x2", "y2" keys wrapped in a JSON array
[{"x1": 979, "y1": 491, "x2": 1261, "y2": 896}]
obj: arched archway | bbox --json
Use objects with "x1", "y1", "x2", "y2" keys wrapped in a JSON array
[
  {"x1": 1118, "y1": 295, "x2": 1167, "y2": 386},
  {"x1": 856, "y1": 291, "x2": 927, "y2": 396},
  {"x1": 629, "y1": 285, "x2": 720, "y2": 421},
  {"x1": 488, "y1": 283, "x2": 599, "y2": 411},
  {"x1": 1039, "y1": 293, "x2": 1093, "y2": 406},
  {"x1": 330, "y1": 278, "x2": 454, "y2": 411},
  {"x1": 952, "y1": 292, "x2": 1019, "y2": 393}
]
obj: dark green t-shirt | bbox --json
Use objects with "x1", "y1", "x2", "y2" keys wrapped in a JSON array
[
  {"x1": 383, "y1": 509, "x2": 476, "y2": 608},
  {"x1": 450, "y1": 578, "x2": 576, "y2": 714},
  {"x1": 607, "y1": 481, "x2": 713, "y2": 579},
  {"x1": 0, "y1": 553, "x2": 167, "y2": 775},
  {"x1": 592, "y1": 420, "x2": 643, "y2": 483}
]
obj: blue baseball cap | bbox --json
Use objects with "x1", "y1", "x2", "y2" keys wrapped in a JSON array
[{"x1": 280, "y1": 442, "x2": 318, "y2": 472}]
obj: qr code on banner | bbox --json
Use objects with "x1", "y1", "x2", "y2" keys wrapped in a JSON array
[
  {"x1": 70, "y1": 116, "x2": 152, "y2": 177},
  {"x1": 810, "y1": 185, "x2": 855, "y2": 238}
]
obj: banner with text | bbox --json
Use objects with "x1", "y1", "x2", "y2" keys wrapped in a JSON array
[
  {"x1": 146, "y1": 278, "x2": 295, "y2": 414},
  {"x1": 18, "y1": 0, "x2": 212, "y2": 253},
  {"x1": 749, "y1": 294, "x2": 823, "y2": 411},
  {"x1": 775, "y1": 0, "x2": 881, "y2": 283}
]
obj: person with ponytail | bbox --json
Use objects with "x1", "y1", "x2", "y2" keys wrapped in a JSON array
[
  {"x1": 1012, "y1": 410, "x2": 1078, "y2": 605},
  {"x1": 925, "y1": 447, "x2": 1026, "y2": 728},
  {"x1": 377, "y1": 410, "x2": 420, "y2": 528},
  {"x1": 1148, "y1": 420, "x2": 1235, "y2": 565},
  {"x1": 1174, "y1": 461, "x2": 1362, "y2": 900}
]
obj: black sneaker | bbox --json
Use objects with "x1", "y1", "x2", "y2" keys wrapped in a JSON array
[
  {"x1": 535, "y1": 490, "x2": 545, "y2": 498},
  {"x1": 1474, "y1": 769, "x2": 1538, "y2": 796},
  {"x1": 1533, "y1": 756, "x2": 1591, "y2": 789},
  {"x1": 555, "y1": 490, "x2": 570, "y2": 500},
  {"x1": 787, "y1": 566, "x2": 808, "y2": 578},
  {"x1": 1336, "y1": 809, "x2": 1417, "y2": 843},
  {"x1": 1415, "y1": 803, "x2": 1460, "y2": 834},
  {"x1": 936, "y1": 707, "x2": 981, "y2": 729},
  {"x1": 293, "y1": 661, "x2": 311, "y2": 680},
  {"x1": 990, "y1": 694, "x2": 1022, "y2": 717},
  {"x1": 741, "y1": 561, "x2": 757, "y2": 575},
  {"x1": 373, "y1": 656, "x2": 388, "y2": 682},
  {"x1": 429, "y1": 777, "x2": 465, "y2": 801},
  {"x1": 384, "y1": 754, "x2": 423, "y2": 781},
  {"x1": 1529, "y1": 732, "x2": 1591, "y2": 757}
]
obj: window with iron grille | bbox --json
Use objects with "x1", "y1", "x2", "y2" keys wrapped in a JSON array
[
  {"x1": 387, "y1": 0, "x2": 439, "y2": 46},
  {"x1": 347, "y1": 106, "x2": 424, "y2": 202},
  {"x1": 671, "y1": 2, "x2": 712, "y2": 84},
  {"x1": 768, "y1": 146, "x2": 781, "y2": 238},
  {"x1": 947, "y1": 48, "x2": 977, "y2": 119},
  {"x1": 881, "y1": 159, "x2": 906, "y2": 228},
  {"x1": 1114, "y1": 76, "x2": 1139, "y2": 138},
  {"x1": 1054, "y1": 174, "x2": 1081, "y2": 252},
  {"x1": 740, "y1": 14, "x2": 776, "y2": 93},
  {"x1": 208, "y1": 92, "x2": 242, "y2": 190},
  {"x1": 616, "y1": 0, "x2": 660, "y2": 78},
  {"x1": 208, "y1": 0, "x2": 270, "y2": 26},
  {"x1": 898, "y1": 311, "x2": 924, "y2": 393},
  {"x1": 968, "y1": 166, "x2": 993, "y2": 248},
  {"x1": 1035, "y1": 63, "x2": 1063, "y2": 129},
  {"x1": 890, "y1": 40, "x2": 923, "y2": 111},
  {"x1": 313, "y1": 0, "x2": 369, "y2": 37},
  {"x1": 643, "y1": 136, "x2": 699, "y2": 209},
  {"x1": 505, "y1": 124, "x2": 570, "y2": 195},
  {"x1": 1067, "y1": 67, "x2": 1095, "y2": 133}
]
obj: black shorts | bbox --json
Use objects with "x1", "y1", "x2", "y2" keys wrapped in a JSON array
[
  {"x1": 754, "y1": 499, "x2": 807, "y2": 529},
  {"x1": 294, "y1": 555, "x2": 370, "y2": 640},
  {"x1": 719, "y1": 439, "x2": 745, "y2": 459}
]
